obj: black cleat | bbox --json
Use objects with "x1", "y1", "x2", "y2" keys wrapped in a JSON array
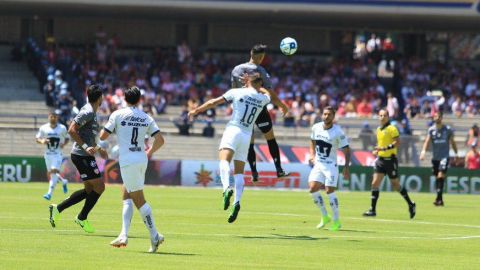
[
  {"x1": 363, "y1": 209, "x2": 376, "y2": 217},
  {"x1": 223, "y1": 188, "x2": 234, "y2": 210},
  {"x1": 409, "y1": 202, "x2": 416, "y2": 219},
  {"x1": 277, "y1": 170, "x2": 291, "y2": 178},
  {"x1": 251, "y1": 171, "x2": 259, "y2": 183},
  {"x1": 433, "y1": 200, "x2": 444, "y2": 207},
  {"x1": 228, "y1": 202, "x2": 241, "y2": 223}
]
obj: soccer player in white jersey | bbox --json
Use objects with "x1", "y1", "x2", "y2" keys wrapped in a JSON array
[
  {"x1": 308, "y1": 107, "x2": 350, "y2": 231},
  {"x1": 189, "y1": 73, "x2": 271, "y2": 223},
  {"x1": 99, "y1": 86, "x2": 165, "y2": 253},
  {"x1": 36, "y1": 111, "x2": 70, "y2": 200}
]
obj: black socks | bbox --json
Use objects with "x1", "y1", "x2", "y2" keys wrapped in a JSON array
[
  {"x1": 247, "y1": 143, "x2": 257, "y2": 174},
  {"x1": 400, "y1": 187, "x2": 414, "y2": 206},
  {"x1": 267, "y1": 139, "x2": 282, "y2": 171},
  {"x1": 78, "y1": 191, "x2": 101, "y2": 220},
  {"x1": 57, "y1": 189, "x2": 87, "y2": 213},
  {"x1": 436, "y1": 177, "x2": 445, "y2": 201},
  {"x1": 371, "y1": 189, "x2": 380, "y2": 212}
]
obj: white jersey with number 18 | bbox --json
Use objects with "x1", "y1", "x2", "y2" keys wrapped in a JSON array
[
  {"x1": 104, "y1": 107, "x2": 160, "y2": 167},
  {"x1": 222, "y1": 87, "x2": 270, "y2": 133}
]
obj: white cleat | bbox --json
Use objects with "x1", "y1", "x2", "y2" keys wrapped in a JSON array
[
  {"x1": 148, "y1": 233, "x2": 164, "y2": 253},
  {"x1": 110, "y1": 235, "x2": 128, "y2": 248}
]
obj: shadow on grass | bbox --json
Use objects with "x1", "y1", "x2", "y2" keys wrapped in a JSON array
[
  {"x1": 57, "y1": 233, "x2": 149, "y2": 240},
  {"x1": 141, "y1": 251, "x2": 197, "y2": 256},
  {"x1": 239, "y1": 234, "x2": 328, "y2": 241}
]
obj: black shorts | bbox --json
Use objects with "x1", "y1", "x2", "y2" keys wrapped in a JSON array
[
  {"x1": 71, "y1": 154, "x2": 101, "y2": 181},
  {"x1": 432, "y1": 158, "x2": 449, "y2": 176},
  {"x1": 374, "y1": 156, "x2": 399, "y2": 179},
  {"x1": 255, "y1": 106, "x2": 273, "y2": 134}
]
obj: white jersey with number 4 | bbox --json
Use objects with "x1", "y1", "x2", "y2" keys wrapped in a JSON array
[
  {"x1": 36, "y1": 123, "x2": 68, "y2": 156},
  {"x1": 104, "y1": 107, "x2": 160, "y2": 167},
  {"x1": 222, "y1": 87, "x2": 271, "y2": 133},
  {"x1": 311, "y1": 122, "x2": 349, "y2": 165}
]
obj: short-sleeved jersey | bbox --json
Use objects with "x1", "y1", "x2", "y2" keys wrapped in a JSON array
[
  {"x1": 103, "y1": 106, "x2": 160, "y2": 167},
  {"x1": 222, "y1": 88, "x2": 271, "y2": 133},
  {"x1": 376, "y1": 123, "x2": 399, "y2": 158},
  {"x1": 71, "y1": 103, "x2": 100, "y2": 156},
  {"x1": 428, "y1": 125, "x2": 454, "y2": 160},
  {"x1": 311, "y1": 123, "x2": 349, "y2": 165},
  {"x1": 36, "y1": 123, "x2": 68, "y2": 155},
  {"x1": 231, "y1": 62, "x2": 272, "y2": 89}
]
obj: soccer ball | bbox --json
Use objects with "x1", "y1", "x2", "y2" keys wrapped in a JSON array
[{"x1": 280, "y1": 37, "x2": 298, "y2": 56}]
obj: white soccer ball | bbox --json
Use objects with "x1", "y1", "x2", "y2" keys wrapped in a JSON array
[{"x1": 280, "y1": 37, "x2": 298, "y2": 56}]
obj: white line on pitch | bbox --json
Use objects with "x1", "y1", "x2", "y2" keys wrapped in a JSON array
[
  {"x1": 0, "y1": 228, "x2": 478, "y2": 241},
  {"x1": 348, "y1": 217, "x2": 480, "y2": 229}
]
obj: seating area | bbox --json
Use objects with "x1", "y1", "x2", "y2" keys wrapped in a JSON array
[{"x1": 0, "y1": 45, "x2": 476, "y2": 166}]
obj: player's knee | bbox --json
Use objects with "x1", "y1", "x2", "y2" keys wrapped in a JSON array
[{"x1": 262, "y1": 128, "x2": 274, "y2": 139}]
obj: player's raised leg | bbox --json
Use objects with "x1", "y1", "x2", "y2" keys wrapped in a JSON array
[
  {"x1": 219, "y1": 147, "x2": 235, "y2": 210},
  {"x1": 228, "y1": 159, "x2": 246, "y2": 223}
]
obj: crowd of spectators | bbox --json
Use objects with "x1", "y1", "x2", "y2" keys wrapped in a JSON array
[{"x1": 24, "y1": 31, "x2": 480, "y2": 131}]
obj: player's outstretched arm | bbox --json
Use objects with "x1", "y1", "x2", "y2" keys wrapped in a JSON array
[
  {"x1": 146, "y1": 132, "x2": 165, "y2": 160},
  {"x1": 259, "y1": 87, "x2": 288, "y2": 116},
  {"x1": 420, "y1": 135, "x2": 431, "y2": 160},
  {"x1": 188, "y1": 97, "x2": 225, "y2": 118}
]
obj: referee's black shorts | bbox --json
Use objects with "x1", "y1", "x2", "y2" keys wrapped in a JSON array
[
  {"x1": 374, "y1": 156, "x2": 399, "y2": 179},
  {"x1": 71, "y1": 154, "x2": 101, "y2": 181},
  {"x1": 255, "y1": 106, "x2": 273, "y2": 134}
]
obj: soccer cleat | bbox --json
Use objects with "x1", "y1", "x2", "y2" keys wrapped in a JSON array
[
  {"x1": 277, "y1": 170, "x2": 291, "y2": 178},
  {"x1": 329, "y1": 220, "x2": 342, "y2": 231},
  {"x1": 148, "y1": 233, "x2": 164, "y2": 253},
  {"x1": 228, "y1": 202, "x2": 241, "y2": 223},
  {"x1": 251, "y1": 171, "x2": 259, "y2": 183},
  {"x1": 62, "y1": 182, "x2": 68, "y2": 194},
  {"x1": 110, "y1": 235, "x2": 128, "y2": 248},
  {"x1": 49, "y1": 204, "x2": 60, "y2": 228},
  {"x1": 363, "y1": 209, "x2": 376, "y2": 217},
  {"x1": 409, "y1": 202, "x2": 416, "y2": 219},
  {"x1": 223, "y1": 188, "x2": 233, "y2": 210},
  {"x1": 316, "y1": 215, "x2": 331, "y2": 229},
  {"x1": 433, "y1": 200, "x2": 444, "y2": 207},
  {"x1": 75, "y1": 217, "x2": 95, "y2": 233},
  {"x1": 43, "y1": 193, "x2": 52, "y2": 201}
]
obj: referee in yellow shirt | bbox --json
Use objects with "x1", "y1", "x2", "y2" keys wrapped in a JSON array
[{"x1": 363, "y1": 109, "x2": 416, "y2": 219}]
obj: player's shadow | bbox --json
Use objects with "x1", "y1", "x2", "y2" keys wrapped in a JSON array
[
  {"x1": 239, "y1": 234, "x2": 328, "y2": 241},
  {"x1": 335, "y1": 229, "x2": 373, "y2": 233},
  {"x1": 142, "y1": 251, "x2": 197, "y2": 256}
]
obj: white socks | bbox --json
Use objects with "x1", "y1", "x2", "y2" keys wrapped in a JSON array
[
  {"x1": 328, "y1": 192, "x2": 340, "y2": 222},
  {"x1": 219, "y1": 160, "x2": 231, "y2": 192},
  {"x1": 56, "y1": 173, "x2": 68, "y2": 185},
  {"x1": 120, "y1": 199, "x2": 133, "y2": 237},
  {"x1": 47, "y1": 174, "x2": 58, "y2": 195},
  {"x1": 234, "y1": 174, "x2": 244, "y2": 204},
  {"x1": 139, "y1": 203, "x2": 158, "y2": 239},
  {"x1": 310, "y1": 192, "x2": 328, "y2": 217}
]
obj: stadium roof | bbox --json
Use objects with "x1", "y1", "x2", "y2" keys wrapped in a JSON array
[{"x1": 1, "y1": 0, "x2": 479, "y2": 31}]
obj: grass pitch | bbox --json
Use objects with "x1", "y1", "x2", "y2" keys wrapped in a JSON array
[{"x1": 0, "y1": 182, "x2": 479, "y2": 270}]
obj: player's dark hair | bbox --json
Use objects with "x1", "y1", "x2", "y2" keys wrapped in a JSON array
[
  {"x1": 87, "y1": 84, "x2": 103, "y2": 104},
  {"x1": 125, "y1": 86, "x2": 141, "y2": 105},
  {"x1": 251, "y1": 44, "x2": 267, "y2": 55},
  {"x1": 324, "y1": 106, "x2": 336, "y2": 115}
]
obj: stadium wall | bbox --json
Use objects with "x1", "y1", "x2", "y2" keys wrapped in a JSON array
[{"x1": 1, "y1": 156, "x2": 479, "y2": 194}]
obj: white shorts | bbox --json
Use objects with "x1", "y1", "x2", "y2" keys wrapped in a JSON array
[
  {"x1": 120, "y1": 163, "x2": 147, "y2": 193},
  {"x1": 44, "y1": 154, "x2": 63, "y2": 171},
  {"x1": 308, "y1": 163, "x2": 339, "y2": 187},
  {"x1": 218, "y1": 126, "x2": 251, "y2": 162}
]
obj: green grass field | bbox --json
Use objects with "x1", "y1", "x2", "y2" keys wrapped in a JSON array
[{"x1": 0, "y1": 182, "x2": 479, "y2": 270}]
